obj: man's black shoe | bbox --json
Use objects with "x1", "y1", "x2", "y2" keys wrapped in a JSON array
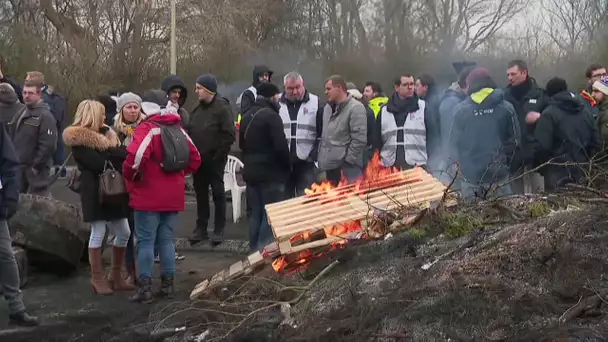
[
  {"x1": 188, "y1": 232, "x2": 209, "y2": 246},
  {"x1": 210, "y1": 232, "x2": 224, "y2": 246},
  {"x1": 9, "y1": 311, "x2": 39, "y2": 326}
]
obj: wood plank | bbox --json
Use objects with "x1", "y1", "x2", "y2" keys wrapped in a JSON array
[
  {"x1": 265, "y1": 172, "x2": 437, "y2": 218},
  {"x1": 278, "y1": 235, "x2": 344, "y2": 254},
  {"x1": 190, "y1": 251, "x2": 269, "y2": 300},
  {"x1": 266, "y1": 172, "x2": 435, "y2": 218},
  {"x1": 228, "y1": 261, "x2": 245, "y2": 278},
  {"x1": 270, "y1": 183, "x2": 446, "y2": 238},
  {"x1": 268, "y1": 180, "x2": 443, "y2": 229},
  {"x1": 247, "y1": 251, "x2": 264, "y2": 266},
  {"x1": 265, "y1": 168, "x2": 425, "y2": 211},
  {"x1": 268, "y1": 169, "x2": 446, "y2": 241}
]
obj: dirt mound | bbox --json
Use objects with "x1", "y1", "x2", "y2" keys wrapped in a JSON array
[
  {"x1": 290, "y1": 208, "x2": 608, "y2": 341},
  {"x1": 167, "y1": 193, "x2": 608, "y2": 341}
]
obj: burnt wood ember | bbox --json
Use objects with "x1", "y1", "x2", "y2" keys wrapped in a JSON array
[{"x1": 290, "y1": 229, "x2": 327, "y2": 246}]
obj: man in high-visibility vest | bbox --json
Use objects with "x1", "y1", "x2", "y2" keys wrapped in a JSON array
[
  {"x1": 279, "y1": 72, "x2": 325, "y2": 198},
  {"x1": 372, "y1": 74, "x2": 428, "y2": 170},
  {"x1": 362, "y1": 81, "x2": 388, "y2": 118},
  {"x1": 235, "y1": 65, "x2": 273, "y2": 128}
]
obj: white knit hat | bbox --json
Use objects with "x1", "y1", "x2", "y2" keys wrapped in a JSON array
[
  {"x1": 593, "y1": 79, "x2": 608, "y2": 96},
  {"x1": 116, "y1": 92, "x2": 142, "y2": 112},
  {"x1": 347, "y1": 89, "x2": 363, "y2": 100}
]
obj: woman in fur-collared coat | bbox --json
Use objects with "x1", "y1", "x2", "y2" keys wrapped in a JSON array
[{"x1": 63, "y1": 100, "x2": 134, "y2": 296}]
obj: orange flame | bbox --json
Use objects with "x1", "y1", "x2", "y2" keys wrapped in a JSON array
[{"x1": 273, "y1": 152, "x2": 418, "y2": 274}]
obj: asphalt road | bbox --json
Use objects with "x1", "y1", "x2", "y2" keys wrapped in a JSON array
[{"x1": 48, "y1": 176, "x2": 250, "y2": 241}]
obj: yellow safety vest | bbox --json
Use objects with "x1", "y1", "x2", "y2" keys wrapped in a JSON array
[{"x1": 368, "y1": 96, "x2": 389, "y2": 118}]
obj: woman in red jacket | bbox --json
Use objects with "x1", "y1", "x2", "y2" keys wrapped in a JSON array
[{"x1": 123, "y1": 90, "x2": 201, "y2": 303}]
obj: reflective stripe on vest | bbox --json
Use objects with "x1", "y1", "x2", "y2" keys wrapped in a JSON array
[
  {"x1": 278, "y1": 93, "x2": 319, "y2": 160},
  {"x1": 380, "y1": 99, "x2": 427, "y2": 167},
  {"x1": 368, "y1": 96, "x2": 389, "y2": 118},
  {"x1": 236, "y1": 86, "x2": 257, "y2": 109}
]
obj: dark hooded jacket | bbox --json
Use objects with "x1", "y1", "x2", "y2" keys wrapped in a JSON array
[
  {"x1": 421, "y1": 86, "x2": 442, "y2": 169},
  {"x1": 372, "y1": 93, "x2": 430, "y2": 169},
  {"x1": 0, "y1": 76, "x2": 23, "y2": 103},
  {"x1": 532, "y1": 91, "x2": 601, "y2": 190},
  {"x1": 161, "y1": 75, "x2": 190, "y2": 127},
  {"x1": 0, "y1": 122, "x2": 20, "y2": 219},
  {"x1": 239, "y1": 65, "x2": 273, "y2": 116},
  {"x1": 503, "y1": 77, "x2": 549, "y2": 171},
  {"x1": 449, "y1": 86, "x2": 520, "y2": 185},
  {"x1": 41, "y1": 85, "x2": 67, "y2": 134},
  {"x1": 438, "y1": 84, "x2": 467, "y2": 148},
  {"x1": 96, "y1": 94, "x2": 118, "y2": 127},
  {"x1": 239, "y1": 97, "x2": 291, "y2": 185},
  {"x1": 0, "y1": 83, "x2": 26, "y2": 124}
]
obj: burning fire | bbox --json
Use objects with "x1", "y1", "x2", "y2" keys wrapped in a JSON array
[{"x1": 272, "y1": 152, "x2": 420, "y2": 274}]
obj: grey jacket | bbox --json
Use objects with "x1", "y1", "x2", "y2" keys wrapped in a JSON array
[
  {"x1": 9, "y1": 101, "x2": 57, "y2": 169},
  {"x1": 317, "y1": 96, "x2": 367, "y2": 170}
]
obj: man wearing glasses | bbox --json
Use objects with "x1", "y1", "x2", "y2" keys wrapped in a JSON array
[
  {"x1": 581, "y1": 64, "x2": 606, "y2": 120},
  {"x1": 372, "y1": 74, "x2": 429, "y2": 170}
]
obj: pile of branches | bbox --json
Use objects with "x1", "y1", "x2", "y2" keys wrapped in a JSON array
[{"x1": 146, "y1": 261, "x2": 340, "y2": 342}]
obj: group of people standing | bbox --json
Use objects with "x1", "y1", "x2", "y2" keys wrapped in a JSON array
[
  {"x1": 65, "y1": 75, "x2": 236, "y2": 304},
  {"x1": 235, "y1": 59, "x2": 608, "y2": 250},
  {"x1": 0, "y1": 58, "x2": 607, "y2": 326}
]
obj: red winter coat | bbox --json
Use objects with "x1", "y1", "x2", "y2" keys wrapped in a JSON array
[{"x1": 123, "y1": 110, "x2": 201, "y2": 212}]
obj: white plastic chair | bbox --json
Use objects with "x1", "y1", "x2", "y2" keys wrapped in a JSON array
[{"x1": 225, "y1": 155, "x2": 246, "y2": 223}]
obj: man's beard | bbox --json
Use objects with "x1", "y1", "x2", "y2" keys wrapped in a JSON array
[{"x1": 287, "y1": 95, "x2": 304, "y2": 102}]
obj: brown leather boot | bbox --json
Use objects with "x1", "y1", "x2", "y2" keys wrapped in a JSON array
[
  {"x1": 125, "y1": 260, "x2": 138, "y2": 286},
  {"x1": 108, "y1": 247, "x2": 136, "y2": 291},
  {"x1": 88, "y1": 248, "x2": 113, "y2": 295}
]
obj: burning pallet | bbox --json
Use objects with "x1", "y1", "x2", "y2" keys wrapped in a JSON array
[
  {"x1": 267, "y1": 167, "x2": 446, "y2": 258},
  {"x1": 190, "y1": 155, "x2": 453, "y2": 299}
]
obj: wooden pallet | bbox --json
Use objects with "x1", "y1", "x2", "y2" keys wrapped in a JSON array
[
  {"x1": 266, "y1": 167, "x2": 447, "y2": 254},
  {"x1": 190, "y1": 251, "x2": 265, "y2": 300}
]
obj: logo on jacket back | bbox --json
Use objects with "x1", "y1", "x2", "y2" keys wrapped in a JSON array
[{"x1": 474, "y1": 108, "x2": 494, "y2": 116}]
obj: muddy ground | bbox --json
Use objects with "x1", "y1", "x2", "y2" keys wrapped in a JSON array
[{"x1": 0, "y1": 251, "x2": 242, "y2": 342}]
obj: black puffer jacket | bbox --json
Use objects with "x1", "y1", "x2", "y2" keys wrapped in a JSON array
[
  {"x1": 189, "y1": 94, "x2": 235, "y2": 162},
  {"x1": 239, "y1": 97, "x2": 290, "y2": 185},
  {"x1": 161, "y1": 75, "x2": 190, "y2": 126},
  {"x1": 504, "y1": 77, "x2": 549, "y2": 170},
  {"x1": 532, "y1": 91, "x2": 601, "y2": 190}
]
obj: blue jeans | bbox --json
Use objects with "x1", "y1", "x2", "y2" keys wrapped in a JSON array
[
  {"x1": 248, "y1": 183, "x2": 285, "y2": 251},
  {"x1": 134, "y1": 211, "x2": 178, "y2": 279}
]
